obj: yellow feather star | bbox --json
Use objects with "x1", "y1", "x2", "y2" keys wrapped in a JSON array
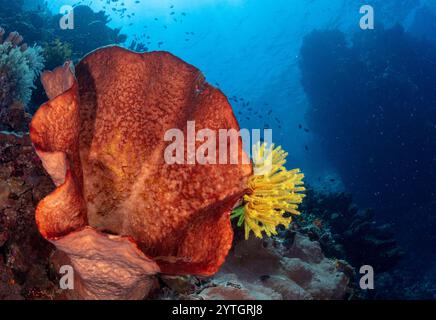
[{"x1": 231, "y1": 142, "x2": 305, "y2": 240}]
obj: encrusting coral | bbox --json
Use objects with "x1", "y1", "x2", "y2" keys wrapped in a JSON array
[
  {"x1": 197, "y1": 233, "x2": 350, "y2": 300},
  {"x1": 30, "y1": 46, "x2": 305, "y2": 299},
  {"x1": 0, "y1": 28, "x2": 44, "y2": 110},
  {"x1": 0, "y1": 133, "x2": 57, "y2": 300}
]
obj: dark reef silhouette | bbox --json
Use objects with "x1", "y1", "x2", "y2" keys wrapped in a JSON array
[
  {"x1": 299, "y1": 25, "x2": 436, "y2": 278},
  {"x1": 0, "y1": 1, "x2": 127, "y2": 113},
  {"x1": 49, "y1": 5, "x2": 127, "y2": 60}
]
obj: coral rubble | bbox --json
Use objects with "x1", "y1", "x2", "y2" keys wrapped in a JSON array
[
  {"x1": 200, "y1": 233, "x2": 351, "y2": 300},
  {"x1": 152, "y1": 230, "x2": 351, "y2": 300}
]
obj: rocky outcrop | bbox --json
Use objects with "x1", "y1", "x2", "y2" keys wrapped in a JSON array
[
  {"x1": 193, "y1": 233, "x2": 351, "y2": 300},
  {"x1": 0, "y1": 132, "x2": 58, "y2": 299},
  {"x1": 299, "y1": 190, "x2": 403, "y2": 273}
]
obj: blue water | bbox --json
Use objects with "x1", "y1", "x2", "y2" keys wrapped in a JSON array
[
  {"x1": 21, "y1": 0, "x2": 436, "y2": 297},
  {"x1": 34, "y1": 0, "x2": 429, "y2": 179}
]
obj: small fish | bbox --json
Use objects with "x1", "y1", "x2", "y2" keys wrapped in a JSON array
[{"x1": 260, "y1": 275, "x2": 270, "y2": 281}]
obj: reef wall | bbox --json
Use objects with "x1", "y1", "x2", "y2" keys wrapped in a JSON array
[{"x1": 299, "y1": 26, "x2": 436, "y2": 276}]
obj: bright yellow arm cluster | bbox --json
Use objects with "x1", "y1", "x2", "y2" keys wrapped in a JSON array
[{"x1": 231, "y1": 143, "x2": 305, "y2": 240}]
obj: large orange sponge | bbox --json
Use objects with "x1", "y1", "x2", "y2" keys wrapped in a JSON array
[{"x1": 30, "y1": 46, "x2": 252, "y2": 299}]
